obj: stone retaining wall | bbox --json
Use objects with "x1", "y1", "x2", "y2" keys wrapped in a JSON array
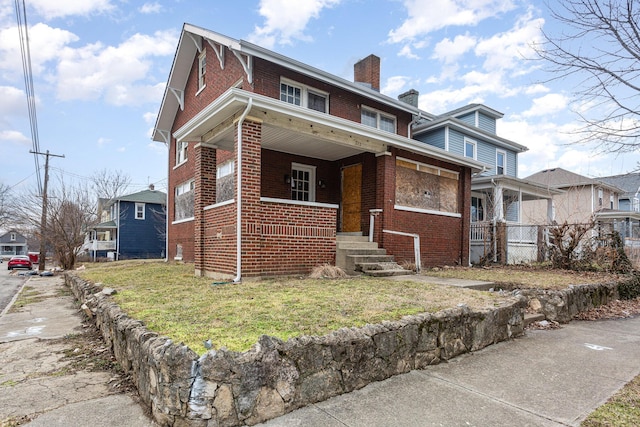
[{"x1": 65, "y1": 273, "x2": 527, "y2": 426}]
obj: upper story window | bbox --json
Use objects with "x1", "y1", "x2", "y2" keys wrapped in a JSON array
[
  {"x1": 610, "y1": 194, "x2": 614, "y2": 209},
  {"x1": 9, "y1": 232, "x2": 16, "y2": 241},
  {"x1": 280, "y1": 78, "x2": 328, "y2": 113},
  {"x1": 598, "y1": 188, "x2": 604, "y2": 207},
  {"x1": 464, "y1": 137, "x2": 476, "y2": 159},
  {"x1": 198, "y1": 51, "x2": 206, "y2": 90},
  {"x1": 361, "y1": 106, "x2": 396, "y2": 133},
  {"x1": 176, "y1": 141, "x2": 188, "y2": 166},
  {"x1": 496, "y1": 150, "x2": 506, "y2": 175},
  {"x1": 135, "y1": 203, "x2": 145, "y2": 220}
]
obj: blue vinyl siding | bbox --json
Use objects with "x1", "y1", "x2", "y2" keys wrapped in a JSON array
[
  {"x1": 118, "y1": 201, "x2": 166, "y2": 259},
  {"x1": 448, "y1": 129, "x2": 465, "y2": 154},
  {"x1": 506, "y1": 202, "x2": 519, "y2": 222},
  {"x1": 478, "y1": 113, "x2": 496, "y2": 134},
  {"x1": 457, "y1": 112, "x2": 475, "y2": 126},
  {"x1": 415, "y1": 128, "x2": 446, "y2": 150}
]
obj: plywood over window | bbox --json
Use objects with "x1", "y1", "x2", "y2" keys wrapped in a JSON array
[{"x1": 395, "y1": 158, "x2": 458, "y2": 214}]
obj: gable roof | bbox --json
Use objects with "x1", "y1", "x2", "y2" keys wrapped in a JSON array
[
  {"x1": 117, "y1": 189, "x2": 167, "y2": 205},
  {"x1": 438, "y1": 103, "x2": 504, "y2": 120},
  {"x1": 598, "y1": 173, "x2": 640, "y2": 198},
  {"x1": 525, "y1": 168, "x2": 623, "y2": 192},
  {"x1": 153, "y1": 23, "x2": 433, "y2": 144},
  {"x1": 0, "y1": 230, "x2": 27, "y2": 244}
]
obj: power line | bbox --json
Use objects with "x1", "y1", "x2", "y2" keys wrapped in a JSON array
[{"x1": 14, "y1": 0, "x2": 42, "y2": 194}]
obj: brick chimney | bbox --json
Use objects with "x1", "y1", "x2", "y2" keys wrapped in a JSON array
[
  {"x1": 149, "y1": 183, "x2": 155, "y2": 191},
  {"x1": 398, "y1": 89, "x2": 419, "y2": 107},
  {"x1": 354, "y1": 54, "x2": 380, "y2": 91}
]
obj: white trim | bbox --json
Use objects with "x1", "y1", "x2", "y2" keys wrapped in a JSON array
[
  {"x1": 135, "y1": 202, "x2": 146, "y2": 220},
  {"x1": 361, "y1": 105, "x2": 396, "y2": 133},
  {"x1": 260, "y1": 197, "x2": 339, "y2": 209},
  {"x1": 291, "y1": 162, "x2": 317, "y2": 202},
  {"x1": 394, "y1": 204, "x2": 462, "y2": 218},
  {"x1": 396, "y1": 156, "x2": 460, "y2": 179},
  {"x1": 172, "y1": 216, "x2": 194, "y2": 225},
  {"x1": 195, "y1": 85, "x2": 206, "y2": 96},
  {"x1": 280, "y1": 77, "x2": 329, "y2": 113},
  {"x1": 464, "y1": 137, "x2": 477, "y2": 160},
  {"x1": 444, "y1": 126, "x2": 450, "y2": 151},
  {"x1": 496, "y1": 149, "x2": 506, "y2": 175},
  {"x1": 173, "y1": 160, "x2": 187, "y2": 170},
  {"x1": 204, "y1": 199, "x2": 235, "y2": 210}
]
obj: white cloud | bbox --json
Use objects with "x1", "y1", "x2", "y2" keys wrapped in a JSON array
[
  {"x1": 0, "y1": 86, "x2": 26, "y2": 116},
  {"x1": 143, "y1": 112, "x2": 157, "y2": 125},
  {"x1": 0, "y1": 129, "x2": 30, "y2": 146},
  {"x1": 0, "y1": 23, "x2": 78, "y2": 76},
  {"x1": 248, "y1": 0, "x2": 341, "y2": 48},
  {"x1": 520, "y1": 93, "x2": 569, "y2": 118},
  {"x1": 28, "y1": 0, "x2": 115, "y2": 20},
  {"x1": 97, "y1": 137, "x2": 110, "y2": 147},
  {"x1": 382, "y1": 75, "x2": 411, "y2": 96},
  {"x1": 398, "y1": 44, "x2": 420, "y2": 59},
  {"x1": 55, "y1": 31, "x2": 177, "y2": 106},
  {"x1": 388, "y1": 0, "x2": 516, "y2": 44},
  {"x1": 419, "y1": 86, "x2": 486, "y2": 114},
  {"x1": 139, "y1": 2, "x2": 163, "y2": 14},
  {"x1": 432, "y1": 33, "x2": 476, "y2": 64}
]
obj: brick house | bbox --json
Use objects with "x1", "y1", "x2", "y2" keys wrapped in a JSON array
[{"x1": 152, "y1": 23, "x2": 485, "y2": 279}]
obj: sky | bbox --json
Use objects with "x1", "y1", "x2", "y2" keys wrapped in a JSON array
[{"x1": 0, "y1": 0, "x2": 637, "y2": 199}]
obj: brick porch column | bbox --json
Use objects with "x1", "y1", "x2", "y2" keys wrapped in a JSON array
[
  {"x1": 460, "y1": 167, "x2": 471, "y2": 266},
  {"x1": 375, "y1": 151, "x2": 395, "y2": 246},
  {"x1": 235, "y1": 117, "x2": 262, "y2": 277},
  {"x1": 194, "y1": 142, "x2": 216, "y2": 275}
]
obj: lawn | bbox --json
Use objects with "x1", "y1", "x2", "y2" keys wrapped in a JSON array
[{"x1": 78, "y1": 260, "x2": 516, "y2": 354}]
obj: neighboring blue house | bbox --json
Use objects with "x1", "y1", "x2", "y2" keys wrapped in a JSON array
[
  {"x1": 0, "y1": 230, "x2": 28, "y2": 260},
  {"x1": 411, "y1": 103, "x2": 560, "y2": 264},
  {"x1": 83, "y1": 186, "x2": 166, "y2": 260}
]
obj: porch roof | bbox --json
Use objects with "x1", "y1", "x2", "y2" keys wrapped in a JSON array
[
  {"x1": 595, "y1": 209, "x2": 640, "y2": 222},
  {"x1": 88, "y1": 220, "x2": 117, "y2": 231},
  {"x1": 471, "y1": 175, "x2": 564, "y2": 200},
  {"x1": 173, "y1": 88, "x2": 485, "y2": 172}
]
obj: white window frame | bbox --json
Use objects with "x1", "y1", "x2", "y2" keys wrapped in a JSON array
[
  {"x1": 9, "y1": 232, "x2": 16, "y2": 241},
  {"x1": 291, "y1": 162, "x2": 316, "y2": 202},
  {"x1": 610, "y1": 193, "x2": 614, "y2": 209},
  {"x1": 464, "y1": 137, "x2": 477, "y2": 160},
  {"x1": 198, "y1": 51, "x2": 206, "y2": 91},
  {"x1": 279, "y1": 78, "x2": 328, "y2": 113},
  {"x1": 175, "y1": 141, "x2": 188, "y2": 166},
  {"x1": 174, "y1": 179, "x2": 195, "y2": 222},
  {"x1": 471, "y1": 194, "x2": 485, "y2": 222},
  {"x1": 598, "y1": 188, "x2": 604, "y2": 207},
  {"x1": 216, "y1": 160, "x2": 234, "y2": 178},
  {"x1": 496, "y1": 149, "x2": 506, "y2": 175},
  {"x1": 135, "y1": 203, "x2": 145, "y2": 220},
  {"x1": 361, "y1": 106, "x2": 396, "y2": 133}
]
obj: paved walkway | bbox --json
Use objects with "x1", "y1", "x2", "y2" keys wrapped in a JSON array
[
  {"x1": 0, "y1": 274, "x2": 155, "y2": 426},
  {"x1": 260, "y1": 316, "x2": 640, "y2": 426}
]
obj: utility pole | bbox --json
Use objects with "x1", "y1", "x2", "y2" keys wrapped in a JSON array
[{"x1": 30, "y1": 150, "x2": 64, "y2": 272}]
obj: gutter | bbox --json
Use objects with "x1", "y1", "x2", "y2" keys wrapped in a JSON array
[{"x1": 233, "y1": 97, "x2": 253, "y2": 283}]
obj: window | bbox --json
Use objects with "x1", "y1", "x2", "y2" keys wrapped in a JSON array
[
  {"x1": 176, "y1": 141, "x2": 188, "y2": 165},
  {"x1": 280, "y1": 79, "x2": 328, "y2": 113},
  {"x1": 598, "y1": 188, "x2": 603, "y2": 207},
  {"x1": 198, "y1": 51, "x2": 206, "y2": 90},
  {"x1": 361, "y1": 107, "x2": 396, "y2": 133},
  {"x1": 610, "y1": 194, "x2": 614, "y2": 209},
  {"x1": 135, "y1": 203, "x2": 145, "y2": 220},
  {"x1": 291, "y1": 163, "x2": 316, "y2": 202},
  {"x1": 216, "y1": 160, "x2": 235, "y2": 203},
  {"x1": 10, "y1": 232, "x2": 16, "y2": 241},
  {"x1": 175, "y1": 180, "x2": 195, "y2": 221},
  {"x1": 395, "y1": 157, "x2": 459, "y2": 214},
  {"x1": 471, "y1": 196, "x2": 484, "y2": 222},
  {"x1": 496, "y1": 150, "x2": 506, "y2": 175},
  {"x1": 464, "y1": 138, "x2": 476, "y2": 159}
]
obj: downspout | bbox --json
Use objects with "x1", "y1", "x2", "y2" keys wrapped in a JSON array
[
  {"x1": 233, "y1": 97, "x2": 253, "y2": 283},
  {"x1": 116, "y1": 200, "x2": 121, "y2": 261},
  {"x1": 407, "y1": 112, "x2": 425, "y2": 139}
]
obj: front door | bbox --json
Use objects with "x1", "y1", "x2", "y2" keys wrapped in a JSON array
[{"x1": 341, "y1": 163, "x2": 362, "y2": 232}]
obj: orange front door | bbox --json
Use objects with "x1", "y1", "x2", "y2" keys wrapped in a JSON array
[{"x1": 341, "y1": 164, "x2": 362, "y2": 232}]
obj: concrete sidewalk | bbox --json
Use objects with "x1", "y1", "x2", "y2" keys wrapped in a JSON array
[
  {"x1": 260, "y1": 316, "x2": 640, "y2": 427},
  {"x1": 0, "y1": 274, "x2": 155, "y2": 426}
]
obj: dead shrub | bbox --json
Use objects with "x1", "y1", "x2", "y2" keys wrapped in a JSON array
[{"x1": 309, "y1": 264, "x2": 348, "y2": 279}]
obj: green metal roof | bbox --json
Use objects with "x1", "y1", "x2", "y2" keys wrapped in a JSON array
[{"x1": 117, "y1": 189, "x2": 166, "y2": 204}]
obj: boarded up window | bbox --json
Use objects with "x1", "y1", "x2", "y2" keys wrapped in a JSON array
[{"x1": 395, "y1": 159, "x2": 458, "y2": 213}]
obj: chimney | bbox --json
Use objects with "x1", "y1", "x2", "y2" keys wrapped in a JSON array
[
  {"x1": 149, "y1": 184, "x2": 155, "y2": 191},
  {"x1": 398, "y1": 89, "x2": 419, "y2": 107},
  {"x1": 354, "y1": 54, "x2": 380, "y2": 91}
]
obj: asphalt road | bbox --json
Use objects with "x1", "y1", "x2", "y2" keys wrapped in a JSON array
[{"x1": 0, "y1": 262, "x2": 27, "y2": 314}]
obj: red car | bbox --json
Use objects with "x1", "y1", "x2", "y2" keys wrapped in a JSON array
[{"x1": 7, "y1": 255, "x2": 32, "y2": 270}]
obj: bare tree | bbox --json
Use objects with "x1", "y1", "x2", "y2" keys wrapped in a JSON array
[
  {"x1": 91, "y1": 168, "x2": 131, "y2": 202},
  {"x1": 533, "y1": 0, "x2": 640, "y2": 153},
  {"x1": 0, "y1": 182, "x2": 10, "y2": 228}
]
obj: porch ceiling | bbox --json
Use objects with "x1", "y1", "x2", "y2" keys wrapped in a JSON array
[
  {"x1": 208, "y1": 116, "x2": 375, "y2": 161},
  {"x1": 471, "y1": 175, "x2": 563, "y2": 201}
]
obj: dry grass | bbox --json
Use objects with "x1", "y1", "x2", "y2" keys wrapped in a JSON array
[
  {"x1": 581, "y1": 375, "x2": 640, "y2": 426},
  {"x1": 78, "y1": 260, "x2": 514, "y2": 354},
  {"x1": 424, "y1": 265, "x2": 622, "y2": 290}
]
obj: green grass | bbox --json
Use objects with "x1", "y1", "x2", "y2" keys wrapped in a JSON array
[
  {"x1": 582, "y1": 375, "x2": 640, "y2": 426},
  {"x1": 7, "y1": 286, "x2": 47, "y2": 312},
  {"x1": 78, "y1": 260, "x2": 513, "y2": 354}
]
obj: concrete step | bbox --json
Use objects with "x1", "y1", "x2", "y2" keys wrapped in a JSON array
[
  {"x1": 336, "y1": 241, "x2": 379, "y2": 250},
  {"x1": 524, "y1": 313, "x2": 545, "y2": 327},
  {"x1": 364, "y1": 269, "x2": 412, "y2": 277},
  {"x1": 336, "y1": 234, "x2": 368, "y2": 242},
  {"x1": 342, "y1": 248, "x2": 388, "y2": 256}
]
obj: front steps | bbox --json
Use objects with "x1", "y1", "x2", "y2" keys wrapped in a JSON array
[{"x1": 336, "y1": 234, "x2": 410, "y2": 277}]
